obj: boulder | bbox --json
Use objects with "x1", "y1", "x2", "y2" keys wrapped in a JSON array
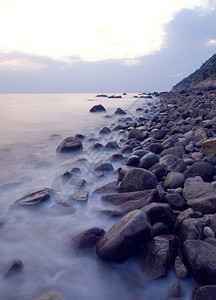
[
  {"x1": 148, "y1": 143, "x2": 164, "y2": 154},
  {"x1": 183, "y1": 162, "x2": 214, "y2": 182},
  {"x1": 163, "y1": 172, "x2": 185, "y2": 190},
  {"x1": 192, "y1": 285, "x2": 216, "y2": 300},
  {"x1": 175, "y1": 208, "x2": 195, "y2": 228},
  {"x1": 128, "y1": 129, "x2": 143, "y2": 140},
  {"x1": 184, "y1": 176, "x2": 204, "y2": 187},
  {"x1": 149, "y1": 163, "x2": 166, "y2": 181},
  {"x1": 126, "y1": 155, "x2": 140, "y2": 167},
  {"x1": 202, "y1": 138, "x2": 216, "y2": 155},
  {"x1": 183, "y1": 240, "x2": 216, "y2": 285},
  {"x1": 138, "y1": 152, "x2": 159, "y2": 169},
  {"x1": 119, "y1": 168, "x2": 158, "y2": 193},
  {"x1": 142, "y1": 203, "x2": 176, "y2": 228},
  {"x1": 174, "y1": 256, "x2": 189, "y2": 280},
  {"x1": 114, "y1": 108, "x2": 127, "y2": 115},
  {"x1": 160, "y1": 154, "x2": 179, "y2": 169},
  {"x1": 140, "y1": 234, "x2": 178, "y2": 280},
  {"x1": 183, "y1": 182, "x2": 216, "y2": 214},
  {"x1": 99, "y1": 127, "x2": 111, "y2": 134},
  {"x1": 14, "y1": 188, "x2": 52, "y2": 206},
  {"x1": 178, "y1": 218, "x2": 203, "y2": 242},
  {"x1": 31, "y1": 290, "x2": 67, "y2": 300},
  {"x1": 89, "y1": 104, "x2": 106, "y2": 112},
  {"x1": 104, "y1": 141, "x2": 120, "y2": 150},
  {"x1": 161, "y1": 146, "x2": 185, "y2": 158},
  {"x1": 94, "y1": 162, "x2": 114, "y2": 172},
  {"x1": 56, "y1": 136, "x2": 83, "y2": 153},
  {"x1": 209, "y1": 214, "x2": 216, "y2": 234},
  {"x1": 96, "y1": 209, "x2": 153, "y2": 263},
  {"x1": 165, "y1": 193, "x2": 186, "y2": 210},
  {"x1": 72, "y1": 227, "x2": 105, "y2": 249},
  {"x1": 152, "y1": 222, "x2": 169, "y2": 236}
]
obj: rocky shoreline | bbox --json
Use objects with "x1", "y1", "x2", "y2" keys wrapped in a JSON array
[{"x1": 8, "y1": 90, "x2": 216, "y2": 299}]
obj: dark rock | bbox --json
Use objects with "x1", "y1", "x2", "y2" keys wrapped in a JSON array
[
  {"x1": 203, "y1": 226, "x2": 215, "y2": 238},
  {"x1": 165, "y1": 193, "x2": 186, "y2": 210},
  {"x1": 90, "y1": 104, "x2": 106, "y2": 112},
  {"x1": 184, "y1": 176, "x2": 204, "y2": 187},
  {"x1": 161, "y1": 146, "x2": 185, "y2": 158},
  {"x1": 104, "y1": 141, "x2": 120, "y2": 150},
  {"x1": 183, "y1": 182, "x2": 216, "y2": 214},
  {"x1": 119, "y1": 168, "x2": 158, "y2": 193},
  {"x1": 192, "y1": 285, "x2": 216, "y2": 300},
  {"x1": 183, "y1": 161, "x2": 214, "y2": 182},
  {"x1": 94, "y1": 181, "x2": 118, "y2": 193},
  {"x1": 31, "y1": 290, "x2": 67, "y2": 300},
  {"x1": 138, "y1": 152, "x2": 159, "y2": 169},
  {"x1": 174, "y1": 256, "x2": 189, "y2": 280},
  {"x1": 204, "y1": 238, "x2": 216, "y2": 247},
  {"x1": 72, "y1": 227, "x2": 105, "y2": 249},
  {"x1": 126, "y1": 155, "x2": 140, "y2": 167},
  {"x1": 132, "y1": 149, "x2": 149, "y2": 158},
  {"x1": 148, "y1": 143, "x2": 164, "y2": 154},
  {"x1": 183, "y1": 240, "x2": 216, "y2": 285},
  {"x1": 110, "y1": 153, "x2": 125, "y2": 162},
  {"x1": 14, "y1": 188, "x2": 52, "y2": 206},
  {"x1": 152, "y1": 129, "x2": 167, "y2": 140},
  {"x1": 175, "y1": 208, "x2": 195, "y2": 228},
  {"x1": 94, "y1": 162, "x2": 114, "y2": 172},
  {"x1": 160, "y1": 154, "x2": 179, "y2": 169},
  {"x1": 163, "y1": 172, "x2": 185, "y2": 190},
  {"x1": 75, "y1": 133, "x2": 85, "y2": 139},
  {"x1": 96, "y1": 94, "x2": 108, "y2": 97},
  {"x1": 96, "y1": 209, "x2": 153, "y2": 263},
  {"x1": 56, "y1": 136, "x2": 83, "y2": 152},
  {"x1": 99, "y1": 127, "x2": 111, "y2": 134},
  {"x1": 152, "y1": 222, "x2": 169, "y2": 236},
  {"x1": 142, "y1": 203, "x2": 176, "y2": 228},
  {"x1": 91, "y1": 142, "x2": 103, "y2": 150},
  {"x1": 114, "y1": 108, "x2": 127, "y2": 115},
  {"x1": 140, "y1": 234, "x2": 178, "y2": 280},
  {"x1": 99, "y1": 210, "x2": 124, "y2": 218},
  {"x1": 209, "y1": 214, "x2": 216, "y2": 234},
  {"x1": 149, "y1": 163, "x2": 166, "y2": 181},
  {"x1": 168, "y1": 159, "x2": 187, "y2": 173},
  {"x1": 2, "y1": 259, "x2": 23, "y2": 279},
  {"x1": 178, "y1": 218, "x2": 203, "y2": 242},
  {"x1": 128, "y1": 128, "x2": 144, "y2": 140}
]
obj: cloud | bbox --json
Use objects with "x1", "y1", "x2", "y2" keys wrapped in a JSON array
[{"x1": 206, "y1": 39, "x2": 216, "y2": 46}]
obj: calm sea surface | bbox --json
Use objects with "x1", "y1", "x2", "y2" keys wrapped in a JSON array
[{"x1": 0, "y1": 93, "x2": 193, "y2": 300}]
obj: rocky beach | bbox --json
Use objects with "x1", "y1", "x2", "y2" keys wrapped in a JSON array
[{"x1": 3, "y1": 88, "x2": 216, "y2": 300}]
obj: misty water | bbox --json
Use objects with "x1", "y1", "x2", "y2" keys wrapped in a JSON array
[{"x1": 0, "y1": 93, "x2": 193, "y2": 300}]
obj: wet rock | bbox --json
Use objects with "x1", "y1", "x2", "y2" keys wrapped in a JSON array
[
  {"x1": 94, "y1": 181, "x2": 118, "y2": 193},
  {"x1": 2, "y1": 259, "x2": 23, "y2": 279},
  {"x1": 152, "y1": 222, "x2": 169, "y2": 236},
  {"x1": 163, "y1": 172, "x2": 185, "y2": 190},
  {"x1": 161, "y1": 146, "x2": 185, "y2": 158},
  {"x1": 165, "y1": 193, "x2": 186, "y2": 210},
  {"x1": 148, "y1": 143, "x2": 164, "y2": 154},
  {"x1": 203, "y1": 226, "x2": 215, "y2": 238},
  {"x1": 90, "y1": 104, "x2": 106, "y2": 112},
  {"x1": 132, "y1": 149, "x2": 149, "y2": 158},
  {"x1": 183, "y1": 240, "x2": 216, "y2": 285},
  {"x1": 183, "y1": 161, "x2": 214, "y2": 182},
  {"x1": 72, "y1": 191, "x2": 89, "y2": 202},
  {"x1": 99, "y1": 127, "x2": 111, "y2": 134},
  {"x1": 99, "y1": 210, "x2": 124, "y2": 218},
  {"x1": 192, "y1": 285, "x2": 216, "y2": 300},
  {"x1": 94, "y1": 162, "x2": 114, "y2": 172},
  {"x1": 128, "y1": 129, "x2": 143, "y2": 140},
  {"x1": 178, "y1": 218, "x2": 202, "y2": 242},
  {"x1": 174, "y1": 256, "x2": 189, "y2": 280},
  {"x1": 104, "y1": 141, "x2": 120, "y2": 150},
  {"x1": 183, "y1": 182, "x2": 216, "y2": 214},
  {"x1": 56, "y1": 136, "x2": 83, "y2": 153},
  {"x1": 140, "y1": 235, "x2": 178, "y2": 280},
  {"x1": 72, "y1": 227, "x2": 105, "y2": 249},
  {"x1": 138, "y1": 152, "x2": 159, "y2": 170},
  {"x1": 14, "y1": 188, "x2": 52, "y2": 206},
  {"x1": 126, "y1": 155, "x2": 140, "y2": 167},
  {"x1": 91, "y1": 142, "x2": 103, "y2": 150},
  {"x1": 110, "y1": 153, "x2": 125, "y2": 162},
  {"x1": 152, "y1": 129, "x2": 167, "y2": 140},
  {"x1": 119, "y1": 168, "x2": 158, "y2": 193},
  {"x1": 114, "y1": 108, "x2": 127, "y2": 115},
  {"x1": 31, "y1": 290, "x2": 67, "y2": 300},
  {"x1": 96, "y1": 209, "x2": 153, "y2": 263}
]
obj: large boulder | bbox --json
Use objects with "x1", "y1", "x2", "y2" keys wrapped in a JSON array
[
  {"x1": 89, "y1": 104, "x2": 106, "y2": 112},
  {"x1": 72, "y1": 227, "x2": 105, "y2": 249},
  {"x1": 183, "y1": 182, "x2": 216, "y2": 214},
  {"x1": 140, "y1": 234, "x2": 178, "y2": 280},
  {"x1": 163, "y1": 172, "x2": 185, "y2": 189},
  {"x1": 56, "y1": 137, "x2": 83, "y2": 153},
  {"x1": 183, "y1": 240, "x2": 216, "y2": 285},
  {"x1": 183, "y1": 162, "x2": 214, "y2": 182},
  {"x1": 192, "y1": 285, "x2": 216, "y2": 300},
  {"x1": 13, "y1": 188, "x2": 52, "y2": 207},
  {"x1": 119, "y1": 168, "x2": 158, "y2": 193},
  {"x1": 96, "y1": 209, "x2": 153, "y2": 263}
]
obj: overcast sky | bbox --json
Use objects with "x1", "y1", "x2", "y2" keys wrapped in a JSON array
[{"x1": 0, "y1": 0, "x2": 216, "y2": 93}]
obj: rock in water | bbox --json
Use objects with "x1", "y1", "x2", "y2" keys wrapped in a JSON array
[
  {"x1": 14, "y1": 188, "x2": 51, "y2": 206},
  {"x1": 140, "y1": 234, "x2": 178, "y2": 280},
  {"x1": 119, "y1": 168, "x2": 158, "y2": 193},
  {"x1": 89, "y1": 104, "x2": 106, "y2": 112},
  {"x1": 2, "y1": 259, "x2": 23, "y2": 279},
  {"x1": 114, "y1": 108, "x2": 127, "y2": 115},
  {"x1": 30, "y1": 290, "x2": 67, "y2": 300},
  {"x1": 183, "y1": 240, "x2": 216, "y2": 285},
  {"x1": 96, "y1": 209, "x2": 153, "y2": 263},
  {"x1": 56, "y1": 137, "x2": 83, "y2": 153},
  {"x1": 72, "y1": 227, "x2": 105, "y2": 249}
]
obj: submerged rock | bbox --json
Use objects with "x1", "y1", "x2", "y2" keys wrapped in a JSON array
[
  {"x1": 56, "y1": 136, "x2": 83, "y2": 153},
  {"x1": 72, "y1": 227, "x2": 105, "y2": 249},
  {"x1": 2, "y1": 259, "x2": 23, "y2": 279},
  {"x1": 96, "y1": 209, "x2": 153, "y2": 263},
  {"x1": 90, "y1": 104, "x2": 106, "y2": 112},
  {"x1": 14, "y1": 188, "x2": 52, "y2": 207}
]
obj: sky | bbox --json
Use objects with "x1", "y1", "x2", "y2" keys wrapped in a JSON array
[{"x1": 0, "y1": 0, "x2": 216, "y2": 93}]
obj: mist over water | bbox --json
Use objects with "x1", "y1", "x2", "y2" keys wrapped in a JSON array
[{"x1": 0, "y1": 93, "x2": 193, "y2": 299}]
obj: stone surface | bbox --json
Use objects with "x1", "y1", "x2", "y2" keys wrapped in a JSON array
[
  {"x1": 138, "y1": 152, "x2": 159, "y2": 170},
  {"x1": 152, "y1": 222, "x2": 169, "y2": 236},
  {"x1": 161, "y1": 146, "x2": 185, "y2": 158},
  {"x1": 96, "y1": 209, "x2": 153, "y2": 263},
  {"x1": 163, "y1": 172, "x2": 185, "y2": 190},
  {"x1": 31, "y1": 290, "x2": 67, "y2": 300},
  {"x1": 178, "y1": 218, "x2": 203, "y2": 242},
  {"x1": 174, "y1": 256, "x2": 189, "y2": 280},
  {"x1": 99, "y1": 127, "x2": 111, "y2": 134},
  {"x1": 149, "y1": 163, "x2": 166, "y2": 181},
  {"x1": 94, "y1": 162, "x2": 114, "y2": 172},
  {"x1": 90, "y1": 104, "x2": 106, "y2": 112},
  {"x1": 165, "y1": 283, "x2": 182, "y2": 299},
  {"x1": 56, "y1": 137, "x2": 83, "y2": 153},
  {"x1": 192, "y1": 285, "x2": 216, "y2": 300},
  {"x1": 184, "y1": 176, "x2": 204, "y2": 187},
  {"x1": 104, "y1": 141, "x2": 120, "y2": 150},
  {"x1": 72, "y1": 227, "x2": 105, "y2": 249},
  {"x1": 183, "y1": 162, "x2": 214, "y2": 182},
  {"x1": 2, "y1": 259, "x2": 23, "y2": 279},
  {"x1": 128, "y1": 129, "x2": 143, "y2": 140},
  {"x1": 183, "y1": 240, "x2": 216, "y2": 285},
  {"x1": 114, "y1": 107, "x2": 127, "y2": 115},
  {"x1": 119, "y1": 168, "x2": 158, "y2": 193},
  {"x1": 140, "y1": 235, "x2": 178, "y2": 280},
  {"x1": 14, "y1": 188, "x2": 52, "y2": 206},
  {"x1": 165, "y1": 193, "x2": 186, "y2": 210},
  {"x1": 202, "y1": 138, "x2": 216, "y2": 155}
]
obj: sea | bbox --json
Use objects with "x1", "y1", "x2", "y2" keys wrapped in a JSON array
[{"x1": 0, "y1": 93, "x2": 194, "y2": 300}]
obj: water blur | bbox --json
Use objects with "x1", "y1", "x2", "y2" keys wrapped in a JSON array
[{"x1": 0, "y1": 93, "x2": 193, "y2": 299}]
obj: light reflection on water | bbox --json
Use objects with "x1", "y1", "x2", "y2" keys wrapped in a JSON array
[{"x1": 0, "y1": 93, "x2": 193, "y2": 299}]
